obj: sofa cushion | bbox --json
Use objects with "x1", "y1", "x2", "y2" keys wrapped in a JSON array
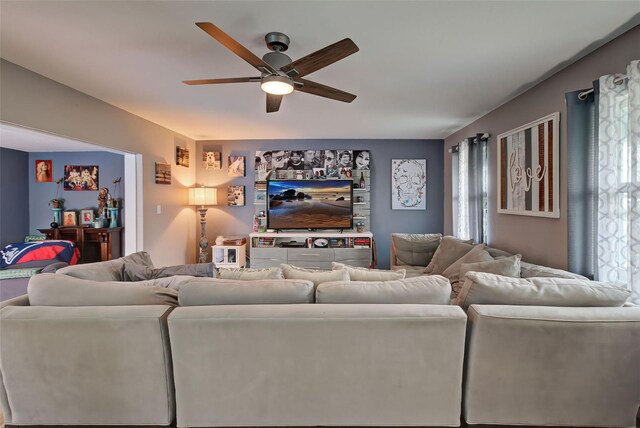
[
  {"x1": 391, "y1": 233, "x2": 442, "y2": 266},
  {"x1": 424, "y1": 236, "x2": 475, "y2": 274},
  {"x1": 316, "y1": 275, "x2": 452, "y2": 305},
  {"x1": 441, "y1": 245, "x2": 493, "y2": 285},
  {"x1": 456, "y1": 271, "x2": 631, "y2": 309},
  {"x1": 455, "y1": 256, "x2": 522, "y2": 299},
  {"x1": 56, "y1": 251, "x2": 154, "y2": 281},
  {"x1": 281, "y1": 264, "x2": 349, "y2": 286},
  {"x1": 28, "y1": 273, "x2": 179, "y2": 306},
  {"x1": 520, "y1": 261, "x2": 588, "y2": 280},
  {"x1": 123, "y1": 262, "x2": 216, "y2": 281},
  {"x1": 396, "y1": 265, "x2": 431, "y2": 278},
  {"x1": 217, "y1": 267, "x2": 284, "y2": 280},
  {"x1": 178, "y1": 279, "x2": 315, "y2": 306},
  {"x1": 332, "y1": 262, "x2": 405, "y2": 281}
]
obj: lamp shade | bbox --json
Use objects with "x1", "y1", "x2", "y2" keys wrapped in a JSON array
[{"x1": 189, "y1": 187, "x2": 217, "y2": 206}]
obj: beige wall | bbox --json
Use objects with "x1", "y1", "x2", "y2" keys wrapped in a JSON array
[
  {"x1": 444, "y1": 25, "x2": 640, "y2": 269},
  {"x1": 0, "y1": 60, "x2": 196, "y2": 266}
]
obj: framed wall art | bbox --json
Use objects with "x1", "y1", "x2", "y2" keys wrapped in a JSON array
[
  {"x1": 497, "y1": 112, "x2": 560, "y2": 218},
  {"x1": 228, "y1": 156, "x2": 245, "y2": 177},
  {"x1": 391, "y1": 159, "x2": 426, "y2": 210},
  {"x1": 155, "y1": 162, "x2": 172, "y2": 184},
  {"x1": 227, "y1": 185, "x2": 245, "y2": 206},
  {"x1": 35, "y1": 160, "x2": 53, "y2": 182},
  {"x1": 203, "y1": 151, "x2": 221, "y2": 170},
  {"x1": 64, "y1": 165, "x2": 99, "y2": 191},
  {"x1": 176, "y1": 146, "x2": 190, "y2": 167}
]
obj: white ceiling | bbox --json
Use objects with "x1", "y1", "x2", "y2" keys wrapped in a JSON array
[
  {"x1": 1, "y1": 1, "x2": 639, "y2": 141},
  {"x1": 0, "y1": 123, "x2": 123, "y2": 152}
]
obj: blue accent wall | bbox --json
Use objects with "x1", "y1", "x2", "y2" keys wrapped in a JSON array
[
  {"x1": 0, "y1": 148, "x2": 30, "y2": 247},
  {"x1": 28, "y1": 152, "x2": 125, "y2": 233},
  {"x1": 196, "y1": 139, "x2": 444, "y2": 269}
]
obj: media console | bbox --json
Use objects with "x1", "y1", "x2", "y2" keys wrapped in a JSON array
[{"x1": 249, "y1": 232, "x2": 374, "y2": 269}]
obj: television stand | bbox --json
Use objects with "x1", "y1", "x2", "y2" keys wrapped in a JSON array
[{"x1": 249, "y1": 231, "x2": 374, "y2": 269}]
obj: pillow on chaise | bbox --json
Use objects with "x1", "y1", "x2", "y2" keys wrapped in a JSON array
[
  {"x1": 455, "y1": 271, "x2": 631, "y2": 309},
  {"x1": 217, "y1": 267, "x2": 284, "y2": 280},
  {"x1": 332, "y1": 262, "x2": 405, "y2": 281},
  {"x1": 123, "y1": 262, "x2": 216, "y2": 281},
  {"x1": 455, "y1": 255, "x2": 521, "y2": 299},
  {"x1": 316, "y1": 275, "x2": 452, "y2": 305},
  {"x1": 520, "y1": 261, "x2": 588, "y2": 280},
  {"x1": 281, "y1": 264, "x2": 349, "y2": 286},
  {"x1": 441, "y1": 245, "x2": 493, "y2": 285},
  {"x1": 56, "y1": 251, "x2": 154, "y2": 281},
  {"x1": 391, "y1": 233, "x2": 442, "y2": 266},
  {"x1": 424, "y1": 236, "x2": 475, "y2": 275}
]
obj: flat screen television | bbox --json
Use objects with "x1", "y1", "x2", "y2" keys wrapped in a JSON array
[{"x1": 267, "y1": 179, "x2": 353, "y2": 230}]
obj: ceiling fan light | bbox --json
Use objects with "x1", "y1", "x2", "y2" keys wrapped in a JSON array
[{"x1": 261, "y1": 75, "x2": 294, "y2": 95}]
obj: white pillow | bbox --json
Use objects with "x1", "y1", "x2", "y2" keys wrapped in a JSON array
[
  {"x1": 332, "y1": 262, "x2": 405, "y2": 281},
  {"x1": 424, "y1": 236, "x2": 475, "y2": 274},
  {"x1": 459, "y1": 255, "x2": 522, "y2": 283},
  {"x1": 441, "y1": 245, "x2": 493, "y2": 285},
  {"x1": 456, "y1": 271, "x2": 631, "y2": 309},
  {"x1": 281, "y1": 264, "x2": 349, "y2": 286}
]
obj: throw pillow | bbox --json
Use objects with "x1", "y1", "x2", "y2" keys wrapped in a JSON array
[
  {"x1": 56, "y1": 251, "x2": 154, "y2": 281},
  {"x1": 316, "y1": 275, "x2": 452, "y2": 305},
  {"x1": 178, "y1": 279, "x2": 315, "y2": 306},
  {"x1": 28, "y1": 273, "x2": 178, "y2": 306},
  {"x1": 218, "y1": 267, "x2": 284, "y2": 280},
  {"x1": 520, "y1": 261, "x2": 588, "y2": 280},
  {"x1": 455, "y1": 271, "x2": 631, "y2": 309},
  {"x1": 424, "y1": 236, "x2": 475, "y2": 274},
  {"x1": 441, "y1": 245, "x2": 493, "y2": 286},
  {"x1": 332, "y1": 262, "x2": 406, "y2": 281},
  {"x1": 391, "y1": 233, "x2": 442, "y2": 266},
  {"x1": 453, "y1": 255, "x2": 521, "y2": 299},
  {"x1": 281, "y1": 264, "x2": 349, "y2": 286},
  {"x1": 122, "y1": 262, "x2": 216, "y2": 281}
]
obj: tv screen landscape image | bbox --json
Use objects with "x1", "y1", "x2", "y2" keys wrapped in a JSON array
[{"x1": 267, "y1": 180, "x2": 353, "y2": 230}]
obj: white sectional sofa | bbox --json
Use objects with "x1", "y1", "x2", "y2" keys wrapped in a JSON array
[{"x1": 1, "y1": 249, "x2": 639, "y2": 427}]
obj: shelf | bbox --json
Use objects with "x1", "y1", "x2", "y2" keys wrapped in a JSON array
[
  {"x1": 353, "y1": 202, "x2": 367, "y2": 205},
  {"x1": 353, "y1": 188, "x2": 367, "y2": 192},
  {"x1": 353, "y1": 216, "x2": 367, "y2": 220}
]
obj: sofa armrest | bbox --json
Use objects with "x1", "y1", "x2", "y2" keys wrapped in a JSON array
[
  {"x1": 0, "y1": 305, "x2": 175, "y2": 426},
  {"x1": 0, "y1": 294, "x2": 30, "y2": 309},
  {"x1": 464, "y1": 304, "x2": 640, "y2": 427}
]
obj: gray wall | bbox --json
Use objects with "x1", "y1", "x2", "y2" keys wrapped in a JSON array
[
  {"x1": 1, "y1": 60, "x2": 196, "y2": 266},
  {"x1": 28, "y1": 152, "x2": 124, "y2": 233},
  {"x1": 196, "y1": 139, "x2": 444, "y2": 269},
  {"x1": 0, "y1": 148, "x2": 30, "y2": 247},
  {"x1": 444, "y1": 24, "x2": 640, "y2": 270}
]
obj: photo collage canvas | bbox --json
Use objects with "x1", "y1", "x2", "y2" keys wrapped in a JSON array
[{"x1": 254, "y1": 150, "x2": 371, "y2": 182}]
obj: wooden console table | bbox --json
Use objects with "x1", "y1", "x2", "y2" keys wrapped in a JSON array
[{"x1": 38, "y1": 226, "x2": 123, "y2": 263}]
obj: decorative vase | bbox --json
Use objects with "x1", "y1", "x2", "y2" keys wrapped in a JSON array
[
  {"x1": 52, "y1": 208, "x2": 63, "y2": 226},
  {"x1": 107, "y1": 207, "x2": 119, "y2": 228}
]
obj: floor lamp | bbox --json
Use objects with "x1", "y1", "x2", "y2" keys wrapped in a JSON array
[{"x1": 189, "y1": 186, "x2": 217, "y2": 263}]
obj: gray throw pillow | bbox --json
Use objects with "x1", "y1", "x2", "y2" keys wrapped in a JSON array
[
  {"x1": 459, "y1": 255, "x2": 522, "y2": 282},
  {"x1": 441, "y1": 245, "x2": 493, "y2": 286},
  {"x1": 178, "y1": 279, "x2": 315, "y2": 306},
  {"x1": 332, "y1": 262, "x2": 406, "y2": 281},
  {"x1": 316, "y1": 275, "x2": 452, "y2": 305},
  {"x1": 217, "y1": 267, "x2": 284, "y2": 280},
  {"x1": 391, "y1": 233, "x2": 442, "y2": 266},
  {"x1": 56, "y1": 251, "x2": 154, "y2": 281},
  {"x1": 123, "y1": 262, "x2": 216, "y2": 281},
  {"x1": 456, "y1": 271, "x2": 631, "y2": 309},
  {"x1": 281, "y1": 264, "x2": 349, "y2": 286},
  {"x1": 520, "y1": 261, "x2": 588, "y2": 280},
  {"x1": 28, "y1": 273, "x2": 178, "y2": 306},
  {"x1": 424, "y1": 236, "x2": 475, "y2": 274}
]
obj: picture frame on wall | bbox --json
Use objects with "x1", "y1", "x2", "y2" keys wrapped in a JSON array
[
  {"x1": 391, "y1": 159, "x2": 426, "y2": 210},
  {"x1": 80, "y1": 209, "x2": 95, "y2": 225},
  {"x1": 155, "y1": 162, "x2": 172, "y2": 184},
  {"x1": 496, "y1": 112, "x2": 560, "y2": 218},
  {"x1": 203, "y1": 151, "x2": 221, "y2": 170},
  {"x1": 176, "y1": 146, "x2": 190, "y2": 167},
  {"x1": 63, "y1": 211, "x2": 77, "y2": 226},
  {"x1": 63, "y1": 165, "x2": 99, "y2": 191},
  {"x1": 35, "y1": 160, "x2": 53, "y2": 182},
  {"x1": 227, "y1": 185, "x2": 245, "y2": 206},
  {"x1": 228, "y1": 156, "x2": 245, "y2": 177}
]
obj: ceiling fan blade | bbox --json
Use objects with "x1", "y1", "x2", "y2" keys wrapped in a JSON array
[
  {"x1": 266, "y1": 94, "x2": 283, "y2": 113},
  {"x1": 294, "y1": 79, "x2": 356, "y2": 103},
  {"x1": 183, "y1": 77, "x2": 260, "y2": 85},
  {"x1": 280, "y1": 38, "x2": 359, "y2": 78},
  {"x1": 195, "y1": 22, "x2": 278, "y2": 74}
]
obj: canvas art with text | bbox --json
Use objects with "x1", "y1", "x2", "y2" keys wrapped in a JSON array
[{"x1": 497, "y1": 112, "x2": 560, "y2": 218}]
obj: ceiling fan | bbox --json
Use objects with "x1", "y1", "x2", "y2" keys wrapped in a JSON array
[{"x1": 183, "y1": 22, "x2": 359, "y2": 113}]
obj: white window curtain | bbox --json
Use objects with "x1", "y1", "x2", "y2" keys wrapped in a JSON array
[
  {"x1": 454, "y1": 134, "x2": 488, "y2": 243},
  {"x1": 597, "y1": 60, "x2": 639, "y2": 303}
]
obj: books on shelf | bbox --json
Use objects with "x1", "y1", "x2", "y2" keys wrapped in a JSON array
[{"x1": 253, "y1": 236, "x2": 276, "y2": 248}]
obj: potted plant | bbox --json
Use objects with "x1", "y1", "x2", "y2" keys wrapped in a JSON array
[{"x1": 49, "y1": 178, "x2": 64, "y2": 208}]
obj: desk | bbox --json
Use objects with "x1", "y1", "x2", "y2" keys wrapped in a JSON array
[{"x1": 38, "y1": 227, "x2": 123, "y2": 263}]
